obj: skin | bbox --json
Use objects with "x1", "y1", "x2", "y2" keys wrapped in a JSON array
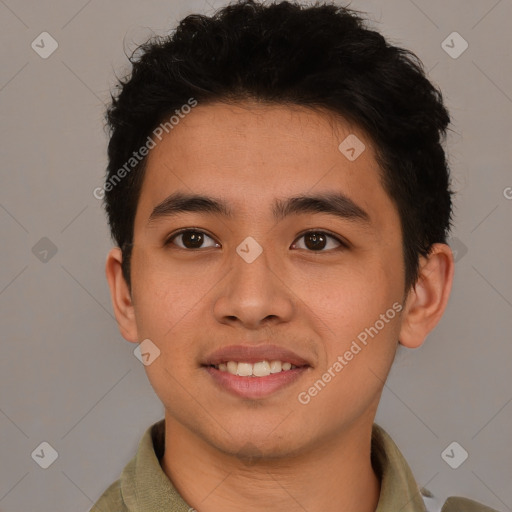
[{"x1": 106, "y1": 101, "x2": 454, "y2": 512}]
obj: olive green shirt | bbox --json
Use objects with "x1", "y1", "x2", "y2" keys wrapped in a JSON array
[{"x1": 90, "y1": 419, "x2": 499, "y2": 512}]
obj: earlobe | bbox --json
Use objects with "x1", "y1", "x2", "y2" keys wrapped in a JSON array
[
  {"x1": 398, "y1": 243, "x2": 454, "y2": 349},
  {"x1": 105, "y1": 247, "x2": 139, "y2": 343}
]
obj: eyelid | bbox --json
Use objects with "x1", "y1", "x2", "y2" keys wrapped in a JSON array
[
  {"x1": 164, "y1": 227, "x2": 219, "y2": 246},
  {"x1": 164, "y1": 227, "x2": 349, "y2": 250},
  {"x1": 294, "y1": 228, "x2": 349, "y2": 248}
]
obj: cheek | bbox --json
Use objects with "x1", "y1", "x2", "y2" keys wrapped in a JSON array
[
  {"x1": 130, "y1": 256, "x2": 222, "y2": 375},
  {"x1": 130, "y1": 258, "x2": 187, "y2": 342},
  {"x1": 299, "y1": 251, "x2": 403, "y2": 386},
  {"x1": 299, "y1": 260, "x2": 399, "y2": 336},
  {"x1": 296, "y1": 301, "x2": 400, "y2": 427}
]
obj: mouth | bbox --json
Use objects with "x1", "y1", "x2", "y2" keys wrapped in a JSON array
[
  {"x1": 201, "y1": 344, "x2": 312, "y2": 399},
  {"x1": 207, "y1": 359, "x2": 302, "y2": 376}
]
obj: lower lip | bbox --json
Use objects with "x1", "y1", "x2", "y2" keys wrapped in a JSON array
[{"x1": 203, "y1": 366, "x2": 309, "y2": 399}]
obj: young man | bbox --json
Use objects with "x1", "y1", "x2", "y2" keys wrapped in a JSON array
[{"x1": 92, "y1": 1, "x2": 499, "y2": 511}]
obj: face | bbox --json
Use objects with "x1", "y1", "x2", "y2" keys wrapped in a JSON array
[{"x1": 127, "y1": 101, "x2": 407, "y2": 458}]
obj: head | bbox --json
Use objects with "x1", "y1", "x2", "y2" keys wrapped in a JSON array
[{"x1": 103, "y1": 0, "x2": 454, "y2": 459}]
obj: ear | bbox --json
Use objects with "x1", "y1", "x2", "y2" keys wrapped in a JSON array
[
  {"x1": 398, "y1": 243, "x2": 454, "y2": 349},
  {"x1": 105, "y1": 247, "x2": 139, "y2": 343}
]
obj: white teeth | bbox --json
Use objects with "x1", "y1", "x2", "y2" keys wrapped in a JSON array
[
  {"x1": 236, "y1": 362, "x2": 253, "y2": 376},
  {"x1": 269, "y1": 360, "x2": 282, "y2": 373},
  {"x1": 253, "y1": 361, "x2": 271, "y2": 377},
  {"x1": 214, "y1": 360, "x2": 299, "y2": 377},
  {"x1": 227, "y1": 361, "x2": 238, "y2": 375}
]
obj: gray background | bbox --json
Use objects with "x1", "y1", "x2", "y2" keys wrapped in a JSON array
[{"x1": 0, "y1": 0, "x2": 511, "y2": 511}]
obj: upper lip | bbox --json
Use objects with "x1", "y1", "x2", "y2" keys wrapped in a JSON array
[{"x1": 203, "y1": 344, "x2": 311, "y2": 366}]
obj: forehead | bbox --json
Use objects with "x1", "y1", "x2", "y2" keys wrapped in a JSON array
[
  {"x1": 135, "y1": 101, "x2": 398, "y2": 230},
  {"x1": 148, "y1": 101, "x2": 361, "y2": 167}
]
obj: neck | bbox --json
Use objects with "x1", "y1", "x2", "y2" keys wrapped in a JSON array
[{"x1": 160, "y1": 415, "x2": 381, "y2": 512}]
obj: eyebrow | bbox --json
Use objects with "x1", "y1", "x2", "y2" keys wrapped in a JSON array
[{"x1": 147, "y1": 191, "x2": 371, "y2": 225}]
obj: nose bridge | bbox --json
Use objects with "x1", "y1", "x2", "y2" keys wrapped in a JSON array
[
  {"x1": 232, "y1": 235, "x2": 276, "y2": 295},
  {"x1": 212, "y1": 234, "x2": 294, "y2": 327}
]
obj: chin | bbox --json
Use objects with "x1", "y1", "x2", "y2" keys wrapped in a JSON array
[{"x1": 209, "y1": 425, "x2": 310, "y2": 462}]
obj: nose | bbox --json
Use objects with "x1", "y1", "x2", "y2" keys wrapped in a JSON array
[{"x1": 212, "y1": 241, "x2": 295, "y2": 330}]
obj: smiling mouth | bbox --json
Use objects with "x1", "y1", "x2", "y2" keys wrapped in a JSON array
[{"x1": 205, "y1": 360, "x2": 306, "y2": 377}]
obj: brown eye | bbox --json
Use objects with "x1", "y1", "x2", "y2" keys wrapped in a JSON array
[
  {"x1": 165, "y1": 229, "x2": 346, "y2": 252},
  {"x1": 165, "y1": 230, "x2": 219, "y2": 250},
  {"x1": 292, "y1": 231, "x2": 345, "y2": 251}
]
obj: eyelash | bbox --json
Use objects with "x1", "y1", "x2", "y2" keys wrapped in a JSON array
[{"x1": 164, "y1": 228, "x2": 348, "y2": 252}]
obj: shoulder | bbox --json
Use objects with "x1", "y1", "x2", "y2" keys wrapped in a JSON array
[
  {"x1": 89, "y1": 479, "x2": 126, "y2": 512},
  {"x1": 441, "y1": 496, "x2": 501, "y2": 512}
]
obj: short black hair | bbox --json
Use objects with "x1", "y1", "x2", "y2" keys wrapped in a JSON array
[{"x1": 103, "y1": 0, "x2": 453, "y2": 291}]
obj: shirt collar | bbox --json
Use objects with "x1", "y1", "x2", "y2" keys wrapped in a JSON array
[
  {"x1": 119, "y1": 419, "x2": 427, "y2": 512},
  {"x1": 372, "y1": 423, "x2": 427, "y2": 512}
]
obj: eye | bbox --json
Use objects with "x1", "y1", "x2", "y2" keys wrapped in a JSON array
[
  {"x1": 164, "y1": 229, "x2": 347, "y2": 252},
  {"x1": 291, "y1": 231, "x2": 346, "y2": 251},
  {"x1": 165, "y1": 229, "x2": 219, "y2": 250}
]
